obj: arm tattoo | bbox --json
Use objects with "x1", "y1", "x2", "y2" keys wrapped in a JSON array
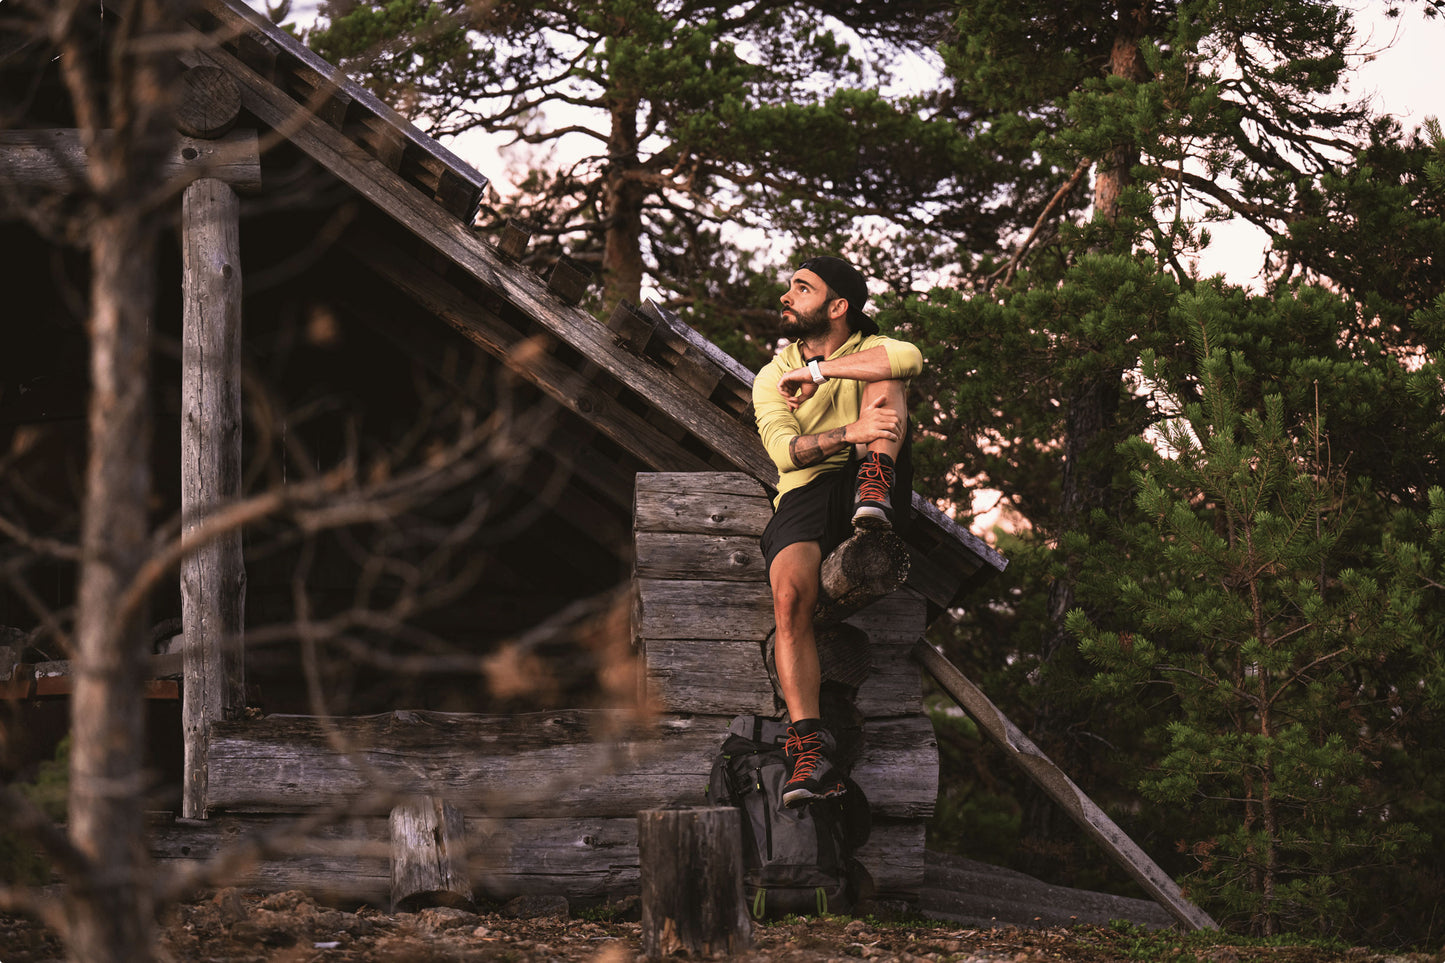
[{"x1": 789, "y1": 427, "x2": 847, "y2": 468}]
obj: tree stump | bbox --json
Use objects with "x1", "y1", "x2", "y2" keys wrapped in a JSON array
[
  {"x1": 390, "y1": 796, "x2": 474, "y2": 912},
  {"x1": 638, "y1": 807, "x2": 752, "y2": 960}
]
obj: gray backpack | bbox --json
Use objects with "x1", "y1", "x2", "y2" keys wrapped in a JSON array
[{"x1": 705, "y1": 715, "x2": 871, "y2": 918}]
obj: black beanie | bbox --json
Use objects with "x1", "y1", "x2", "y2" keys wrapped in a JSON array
[{"x1": 797, "y1": 255, "x2": 878, "y2": 336}]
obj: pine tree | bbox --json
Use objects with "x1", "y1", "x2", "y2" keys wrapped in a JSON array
[
  {"x1": 302, "y1": 0, "x2": 1025, "y2": 329},
  {"x1": 1068, "y1": 296, "x2": 1436, "y2": 936}
]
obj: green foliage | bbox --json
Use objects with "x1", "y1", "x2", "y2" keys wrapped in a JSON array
[
  {"x1": 302, "y1": 0, "x2": 1006, "y2": 337},
  {"x1": 1, "y1": 736, "x2": 68, "y2": 885},
  {"x1": 1068, "y1": 303, "x2": 1439, "y2": 937}
]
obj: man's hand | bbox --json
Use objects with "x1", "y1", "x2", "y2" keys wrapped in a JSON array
[
  {"x1": 849, "y1": 394, "x2": 902, "y2": 445},
  {"x1": 777, "y1": 367, "x2": 818, "y2": 410}
]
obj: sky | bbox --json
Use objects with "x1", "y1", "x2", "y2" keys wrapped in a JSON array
[{"x1": 1195, "y1": 2, "x2": 1445, "y2": 285}]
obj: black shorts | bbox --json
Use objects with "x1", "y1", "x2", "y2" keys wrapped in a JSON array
[{"x1": 759, "y1": 438, "x2": 912, "y2": 575}]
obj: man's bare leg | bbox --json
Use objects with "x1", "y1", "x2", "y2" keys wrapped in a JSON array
[
  {"x1": 769, "y1": 539, "x2": 822, "y2": 722},
  {"x1": 769, "y1": 539, "x2": 846, "y2": 805},
  {"x1": 859, "y1": 379, "x2": 906, "y2": 461}
]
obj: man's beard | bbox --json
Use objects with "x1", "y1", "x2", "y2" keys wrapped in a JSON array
[{"x1": 780, "y1": 303, "x2": 831, "y2": 341}]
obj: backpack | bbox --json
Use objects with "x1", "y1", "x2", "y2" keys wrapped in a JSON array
[{"x1": 705, "y1": 714, "x2": 872, "y2": 919}]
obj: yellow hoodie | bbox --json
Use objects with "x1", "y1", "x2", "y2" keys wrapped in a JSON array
[{"x1": 752, "y1": 331, "x2": 923, "y2": 505}]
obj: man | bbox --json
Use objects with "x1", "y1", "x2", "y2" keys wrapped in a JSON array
[{"x1": 752, "y1": 255, "x2": 922, "y2": 807}]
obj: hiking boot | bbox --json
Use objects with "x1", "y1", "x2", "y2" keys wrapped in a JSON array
[
  {"x1": 851, "y1": 451, "x2": 895, "y2": 530},
  {"x1": 782, "y1": 719, "x2": 846, "y2": 808}
]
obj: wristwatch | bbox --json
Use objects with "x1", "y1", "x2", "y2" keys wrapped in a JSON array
[{"x1": 807, "y1": 358, "x2": 827, "y2": 384}]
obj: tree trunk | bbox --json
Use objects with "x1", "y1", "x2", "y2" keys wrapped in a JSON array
[
  {"x1": 57, "y1": 1, "x2": 180, "y2": 958},
  {"x1": 601, "y1": 94, "x2": 646, "y2": 313},
  {"x1": 66, "y1": 208, "x2": 160, "y2": 963},
  {"x1": 1025, "y1": 0, "x2": 1152, "y2": 876}
]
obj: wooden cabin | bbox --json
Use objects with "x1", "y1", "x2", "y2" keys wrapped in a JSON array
[{"x1": 0, "y1": 0, "x2": 1007, "y2": 910}]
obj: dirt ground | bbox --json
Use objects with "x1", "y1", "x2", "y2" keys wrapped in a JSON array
[{"x1": 1, "y1": 889, "x2": 1438, "y2": 963}]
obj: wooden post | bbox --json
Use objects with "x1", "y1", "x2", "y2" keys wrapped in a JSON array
[
  {"x1": 912, "y1": 639, "x2": 1220, "y2": 931},
  {"x1": 390, "y1": 796, "x2": 474, "y2": 912},
  {"x1": 180, "y1": 176, "x2": 247, "y2": 819},
  {"x1": 638, "y1": 807, "x2": 752, "y2": 960}
]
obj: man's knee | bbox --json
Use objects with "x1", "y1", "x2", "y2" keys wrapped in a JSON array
[{"x1": 769, "y1": 541, "x2": 821, "y2": 623}]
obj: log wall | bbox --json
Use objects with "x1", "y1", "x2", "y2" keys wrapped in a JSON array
[
  {"x1": 183, "y1": 472, "x2": 938, "y2": 906},
  {"x1": 631, "y1": 472, "x2": 937, "y2": 897}
]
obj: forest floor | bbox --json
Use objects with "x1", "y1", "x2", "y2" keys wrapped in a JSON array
[{"x1": 1, "y1": 887, "x2": 1439, "y2": 963}]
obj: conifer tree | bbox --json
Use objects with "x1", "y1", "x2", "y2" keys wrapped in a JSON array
[
  {"x1": 302, "y1": 0, "x2": 1029, "y2": 334},
  {"x1": 1067, "y1": 297, "x2": 1437, "y2": 936}
]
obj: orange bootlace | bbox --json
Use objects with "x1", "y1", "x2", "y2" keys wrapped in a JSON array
[
  {"x1": 855, "y1": 455, "x2": 893, "y2": 503},
  {"x1": 785, "y1": 731, "x2": 824, "y2": 783}
]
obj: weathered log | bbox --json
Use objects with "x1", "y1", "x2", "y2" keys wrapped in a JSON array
[
  {"x1": 643, "y1": 637, "x2": 921, "y2": 717},
  {"x1": 204, "y1": 710, "x2": 938, "y2": 819},
  {"x1": 638, "y1": 807, "x2": 751, "y2": 959},
  {"x1": 631, "y1": 473, "x2": 773, "y2": 538},
  {"x1": 0, "y1": 129, "x2": 262, "y2": 193},
  {"x1": 816, "y1": 528, "x2": 911, "y2": 626},
  {"x1": 912, "y1": 640, "x2": 1219, "y2": 932},
  {"x1": 181, "y1": 176, "x2": 247, "y2": 819},
  {"x1": 390, "y1": 797, "x2": 474, "y2": 912},
  {"x1": 175, "y1": 64, "x2": 243, "y2": 139},
  {"x1": 147, "y1": 812, "x2": 927, "y2": 906}
]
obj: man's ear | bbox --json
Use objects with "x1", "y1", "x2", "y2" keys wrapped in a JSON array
[{"x1": 829, "y1": 297, "x2": 850, "y2": 323}]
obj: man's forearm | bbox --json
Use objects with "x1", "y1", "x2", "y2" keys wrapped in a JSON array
[{"x1": 788, "y1": 426, "x2": 849, "y2": 468}]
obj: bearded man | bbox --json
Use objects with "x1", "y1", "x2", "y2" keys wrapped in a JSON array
[{"x1": 751, "y1": 255, "x2": 921, "y2": 806}]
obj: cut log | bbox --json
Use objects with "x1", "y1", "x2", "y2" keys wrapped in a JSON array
[
  {"x1": 638, "y1": 807, "x2": 751, "y2": 959},
  {"x1": 181, "y1": 176, "x2": 248, "y2": 819},
  {"x1": 175, "y1": 64, "x2": 243, "y2": 138},
  {"x1": 816, "y1": 528, "x2": 911, "y2": 626},
  {"x1": 390, "y1": 797, "x2": 474, "y2": 912}
]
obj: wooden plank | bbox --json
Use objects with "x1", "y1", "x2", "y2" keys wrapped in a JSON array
[
  {"x1": 643, "y1": 638, "x2": 921, "y2": 717},
  {"x1": 6, "y1": 656, "x2": 182, "y2": 700},
  {"x1": 148, "y1": 812, "x2": 926, "y2": 904},
  {"x1": 635, "y1": 578, "x2": 924, "y2": 647},
  {"x1": 181, "y1": 176, "x2": 248, "y2": 819},
  {"x1": 632, "y1": 490, "x2": 773, "y2": 539},
  {"x1": 0, "y1": 129, "x2": 262, "y2": 193},
  {"x1": 468, "y1": 815, "x2": 640, "y2": 899},
  {"x1": 635, "y1": 472, "x2": 773, "y2": 501},
  {"x1": 204, "y1": 710, "x2": 936, "y2": 819},
  {"x1": 913, "y1": 640, "x2": 1218, "y2": 931},
  {"x1": 635, "y1": 579, "x2": 774, "y2": 642},
  {"x1": 634, "y1": 533, "x2": 766, "y2": 582},
  {"x1": 341, "y1": 235, "x2": 713, "y2": 475},
  {"x1": 149, "y1": 815, "x2": 393, "y2": 906}
]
